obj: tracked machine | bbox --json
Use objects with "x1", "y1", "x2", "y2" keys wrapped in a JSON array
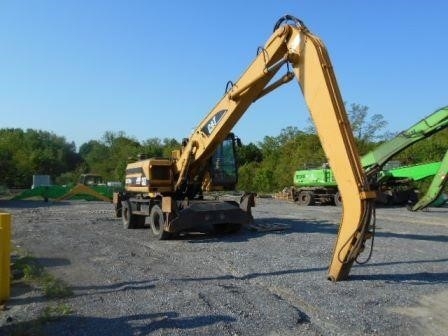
[{"x1": 114, "y1": 15, "x2": 377, "y2": 281}]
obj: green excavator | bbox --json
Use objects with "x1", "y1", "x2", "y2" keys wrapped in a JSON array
[{"x1": 291, "y1": 106, "x2": 448, "y2": 209}]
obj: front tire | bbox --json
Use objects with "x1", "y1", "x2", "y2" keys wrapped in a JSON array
[
  {"x1": 298, "y1": 191, "x2": 314, "y2": 206},
  {"x1": 149, "y1": 205, "x2": 171, "y2": 240}
]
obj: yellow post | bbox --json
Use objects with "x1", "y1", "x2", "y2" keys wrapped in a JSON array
[{"x1": 0, "y1": 213, "x2": 11, "y2": 301}]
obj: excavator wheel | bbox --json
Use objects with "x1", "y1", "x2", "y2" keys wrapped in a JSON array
[
  {"x1": 122, "y1": 201, "x2": 137, "y2": 229},
  {"x1": 333, "y1": 192, "x2": 342, "y2": 206},
  {"x1": 149, "y1": 205, "x2": 171, "y2": 240},
  {"x1": 298, "y1": 191, "x2": 315, "y2": 206},
  {"x1": 114, "y1": 204, "x2": 122, "y2": 218}
]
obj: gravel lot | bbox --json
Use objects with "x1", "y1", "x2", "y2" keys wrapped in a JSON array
[{"x1": 1, "y1": 198, "x2": 447, "y2": 336}]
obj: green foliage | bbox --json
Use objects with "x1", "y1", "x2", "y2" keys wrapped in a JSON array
[
  {"x1": 0, "y1": 127, "x2": 182, "y2": 188},
  {"x1": 305, "y1": 102, "x2": 389, "y2": 143},
  {"x1": 12, "y1": 252, "x2": 73, "y2": 299},
  {"x1": 79, "y1": 132, "x2": 181, "y2": 182},
  {"x1": 162, "y1": 138, "x2": 181, "y2": 158},
  {"x1": 236, "y1": 142, "x2": 263, "y2": 165},
  {"x1": 1, "y1": 103, "x2": 445, "y2": 194},
  {"x1": 237, "y1": 129, "x2": 326, "y2": 192},
  {"x1": 0, "y1": 128, "x2": 82, "y2": 188},
  {"x1": 40, "y1": 304, "x2": 73, "y2": 322},
  {"x1": 237, "y1": 104, "x2": 446, "y2": 193},
  {"x1": 394, "y1": 129, "x2": 448, "y2": 165},
  {"x1": 7, "y1": 249, "x2": 74, "y2": 336},
  {"x1": 237, "y1": 162, "x2": 260, "y2": 191}
]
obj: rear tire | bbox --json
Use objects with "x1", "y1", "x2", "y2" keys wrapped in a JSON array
[
  {"x1": 115, "y1": 203, "x2": 122, "y2": 218},
  {"x1": 298, "y1": 191, "x2": 314, "y2": 206},
  {"x1": 334, "y1": 192, "x2": 342, "y2": 206},
  {"x1": 149, "y1": 205, "x2": 171, "y2": 240},
  {"x1": 122, "y1": 201, "x2": 136, "y2": 229}
]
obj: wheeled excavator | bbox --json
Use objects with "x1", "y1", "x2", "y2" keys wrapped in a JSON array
[
  {"x1": 292, "y1": 106, "x2": 448, "y2": 207},
  {"x1": 113, "y1": 15, "x2": 376, "y2": 281}
]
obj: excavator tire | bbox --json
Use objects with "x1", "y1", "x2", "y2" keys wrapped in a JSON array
[
  {"x1": 298, "y1": 191, "x2": 315, "y2": 206},
  {"x1": 122, "y1": 201, "x2": 137, "y2": 229},
  {"x1": 334, "y1": 192, "x2": 342, "y2": 206},
  {"x1": 149, "y1": 205, "x2": 171, "y2": 240},
  {"x1": 114, "y1": 204, "x2": 122, "y2": 218}
]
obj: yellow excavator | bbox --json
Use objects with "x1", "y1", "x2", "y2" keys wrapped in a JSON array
[{"x1": 113, "y1": 15, "x2": 376, "y2": 281}]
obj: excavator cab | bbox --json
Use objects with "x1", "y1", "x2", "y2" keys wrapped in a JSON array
[{"x1": 208, "y1": 133, "x2": 239, "y2": 190}]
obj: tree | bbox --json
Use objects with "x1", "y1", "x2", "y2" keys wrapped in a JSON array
[
  {"x1": 79, "y1": 132, "x2": 142, "y2": 182},
  {"x1": 162, "y1": 138, "x2": 181, "y2": 158},
  {"x1": 237, "y1": 128, "x2": 326, "y2": 192},
  {"x1": 0, "y1": 128, "x2": 81, "y2": 187},
  {"x1": 305, "y1": 102, "x2": 388, "y2": 147},
  {"x1": 236, "y1": 143, "x2": 263, "y2": 166},
  {"x1": 141, "y1": 138, "x2": 164, "y2": 158}
]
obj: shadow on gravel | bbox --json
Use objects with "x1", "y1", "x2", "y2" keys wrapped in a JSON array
[
  {"x1": 366, "y1": 257, "x2": 448, "y2": 268},
  {"x1": 179, "y1": 217, "x2": 338, "y2": 243},
  {"x1": 0, "y1": 200, "x2": 68, "y2": 209},
  {"x1": 71, "y1": 280, "x2": 156, "y2": 296},
  {"x1": 350, "y1": 271, "x2": 448, "y2": 284},
  {"x1": 35, "y1": 257, "x2": 71, "y2": 268},
  {"x1": 6, "y1": 283, "x2": 47, "y2": 307},
  {"x1": 172, "y1": 265, "x2": 327, "y2": 283},
  {"x1": 2, "y1": 312, "x2": 237, "y2": 336},
  {"x1": 375, "y1": 230, "x2": 448, "y2": 243}
]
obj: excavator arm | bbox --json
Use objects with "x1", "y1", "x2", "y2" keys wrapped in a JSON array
[{"x1": 174, "y1": 15, "x2": 376, "y2": 281}]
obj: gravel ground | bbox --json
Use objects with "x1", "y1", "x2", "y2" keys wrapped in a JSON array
[{"x1": 0, "y1": 198, "x2": 447, "y2": 336}]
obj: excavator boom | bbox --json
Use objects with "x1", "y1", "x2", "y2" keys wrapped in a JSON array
[{"x1": 174, "y1": 15, "x2": 376, "y2": 281}]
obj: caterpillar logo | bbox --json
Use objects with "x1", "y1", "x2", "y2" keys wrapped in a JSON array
[{"x1": 202, "y1": 109, "x2": 227, "y2": 136}]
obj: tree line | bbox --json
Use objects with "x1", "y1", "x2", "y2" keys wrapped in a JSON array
[{"x1": 0, "y1": 104, "x2": 446, "y2": 192}]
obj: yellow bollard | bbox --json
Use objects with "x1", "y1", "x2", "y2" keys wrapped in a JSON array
[{"x1": 0, "y1": 213, "x2": 11, "y2": 301}]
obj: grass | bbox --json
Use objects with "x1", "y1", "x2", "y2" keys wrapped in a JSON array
[
  {"x1": 12, "y1": 251, "x2": 73, "y2": 299},
  {"x1": 40, "y1": 303, "x2": 73, "y2": 322},
  {"x1": 4, "y1": 248, "x2": 75, "y2": 335}
]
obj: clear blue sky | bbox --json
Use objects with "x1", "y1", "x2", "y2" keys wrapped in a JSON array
[{"x1": 1, "y1": 1, "x2": 447, "y2": 150}]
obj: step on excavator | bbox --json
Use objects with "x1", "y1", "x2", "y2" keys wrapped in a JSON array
[{"x1": 113, "y1": 15, "x2": 376, "y2": 281}]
